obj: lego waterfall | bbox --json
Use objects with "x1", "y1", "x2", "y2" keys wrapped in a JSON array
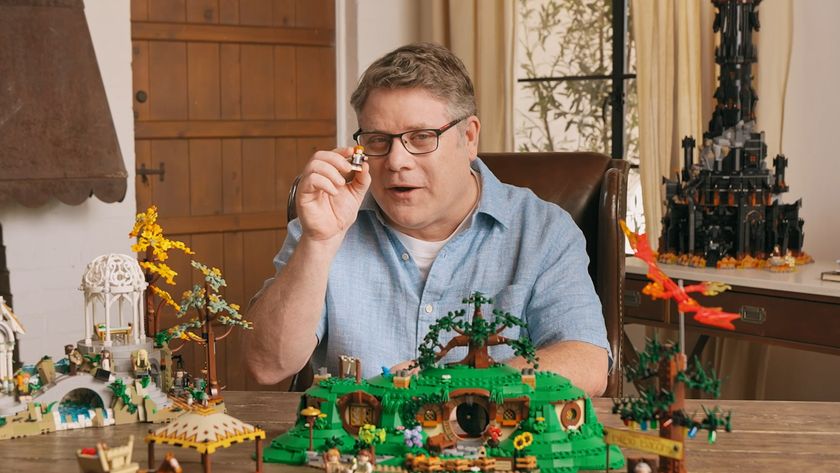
[
  {"x1": 0, "y1": 206, "x2": 253, "y2": 440},
  {"x1": 264, "y1": 292, "x2": 625, "y2": 473},
  {"x1": 658, "y1": 0, "x2": 812, "y2": 270}
]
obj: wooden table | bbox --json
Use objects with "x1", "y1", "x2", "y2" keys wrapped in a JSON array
[
  {"x1": 625, "y1": 256, "x2": 840, "y2": 356},
  {"x1": 1, "y1": 391, "x2": 839, "y2": 472}
]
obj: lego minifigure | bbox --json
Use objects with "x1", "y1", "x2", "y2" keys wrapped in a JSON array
[
  {"x1": 172, "y1": 368, "x2": 189, "y2": 393},
  {"x1": 485, "y1": 425, "x2": 502, "y2": 447},
  {"x1": 349, "y1": 145, "x2": 366, "y2": 171},
  {"x1": 351, "y1": 449, "x2": 373, "y2": 473},
  {"x1": 132, "y1": 348, "x2": 151, "y2": 377},
  {"x1": 322, "y1": 448, "x2": 344, "y2": 473},
  {"x1": 100, "y1": 349, "x2": 113, "y2": 372},
  {"x1": 65, "y1": 344, "x2": 83, "y2": 376},
  {"x1": 14, "y1": 369, "x2": 30, "y2": 400}
]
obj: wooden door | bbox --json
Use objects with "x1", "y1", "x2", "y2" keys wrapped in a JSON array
[{"x1": 131, "y1": 0, "x2": 336, "y2": 390}]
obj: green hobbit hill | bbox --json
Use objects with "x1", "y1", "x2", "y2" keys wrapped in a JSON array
[{"x1": 263, "y1": 292, "x2": 623, "y2": 472}]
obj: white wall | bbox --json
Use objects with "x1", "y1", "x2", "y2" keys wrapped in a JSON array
[
  {"x1": 0, "y1": 0, "x2": 135, "y2": 363},
  {"x1": 336, "y1": 0, "x2": 420, "y2": 144},
  {"x1": 757, "y1": 0, "x2": 840, "y2": 401},
  {"x1": 782, "y1": 0, "x2": 840, "y2": 262}
]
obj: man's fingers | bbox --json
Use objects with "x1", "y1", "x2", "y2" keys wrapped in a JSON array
[
  {"x1": 307, "y1": 159, "x2": 348, "y2": 189},
  {"x1": 347, "y1": 161, "x2": 371, "y2": 196},
  {"x1": 299, "y1": 172, "x2": 338, "y2": 197},
  {"x1": 314, "y1": 149, "x2": 354, "y2": 172}
]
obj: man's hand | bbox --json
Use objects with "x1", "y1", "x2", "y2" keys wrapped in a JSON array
[
  {"x1": 245, "y1": 148, "x2": 370, "y2": 385},
  {"x1": 507, "y1": 340, "x2": 609, "y2": 397},
  {"x1": 296, "y1": 147, "x2": 371, "y2": 243}
]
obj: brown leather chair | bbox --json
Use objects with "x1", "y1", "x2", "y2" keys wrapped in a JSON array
[
  {"x1": 285, "y1": 152, "x2": 628, "y2": 396},
  {"x1": 480, "y1": 152, "x2": 628, "y2": 397}
]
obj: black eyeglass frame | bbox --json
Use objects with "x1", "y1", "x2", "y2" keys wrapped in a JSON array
[{"x1": 352, "y1": 116, "x2": 467, "y2": 156}]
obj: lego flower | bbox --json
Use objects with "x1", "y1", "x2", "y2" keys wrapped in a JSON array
[{"x1": 513, "y1": 432, "x2": 533, "y2": 451}]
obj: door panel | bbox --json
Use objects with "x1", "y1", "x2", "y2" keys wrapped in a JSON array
[{"x1": 131, "y1": 0, "x2": 335, "y2": 390}]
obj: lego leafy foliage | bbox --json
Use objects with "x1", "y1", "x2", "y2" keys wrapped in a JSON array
[
  {"x1": 614, "y1": 338, "x2": 730, "y2": 443},
  {"x1": 108, "y1": 378, "x2": 137, "y2": 414},
  {"x1": 155, "y1": 260, "x2": 252, "y2": 345},
  {"x1": 412, "y1": 292, "x2": 539, "y2": 370},
  {"x1": 130, "y1": 206, "x2": 194, "y2": 315}
]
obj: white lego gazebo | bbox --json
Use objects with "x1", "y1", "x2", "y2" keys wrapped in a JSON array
[
  {"x1": 80, "y1": 254, "x2": 147, "y2": 347},
  {"x1": 0, "y1": 296, "x2": 25, "y2": 394}
]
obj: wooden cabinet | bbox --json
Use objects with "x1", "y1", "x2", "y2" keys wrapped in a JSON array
[{"x1": 624, "y1": 257, "x2": 840, "y2": 355}]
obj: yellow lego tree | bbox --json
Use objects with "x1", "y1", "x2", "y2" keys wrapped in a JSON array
[{"x1": 129, "y1": 206, "x2": 193, "y2": 337}]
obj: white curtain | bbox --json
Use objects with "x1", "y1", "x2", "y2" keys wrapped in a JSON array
[
  {"x1": 632, "y1": 0, "x2": 704, "y2": 246},
  {"x1": 419, "y1": 0, "x2": 514, "y2": 152}
]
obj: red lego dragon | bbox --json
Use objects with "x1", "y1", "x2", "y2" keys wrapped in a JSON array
[{"x1": 621, "y1": 221, "x2": 740, "y2": 331}]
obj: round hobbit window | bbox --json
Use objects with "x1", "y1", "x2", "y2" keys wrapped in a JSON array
[{"x1": 560, "y1": 402, "x2": 582, "y2": 429}]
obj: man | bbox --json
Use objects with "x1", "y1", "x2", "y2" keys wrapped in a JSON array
[{"x1": 245, "y1": 43, "x2": 609, "y2": 396}]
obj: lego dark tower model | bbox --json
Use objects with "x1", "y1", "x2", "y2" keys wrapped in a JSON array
[{"x1": 659, "y1": 0, "x2": 807, "y2": 268}]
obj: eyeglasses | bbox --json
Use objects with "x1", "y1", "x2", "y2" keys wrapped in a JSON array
[{"x1": 352, "y1": 117, "x2": 466, "y2": 156}]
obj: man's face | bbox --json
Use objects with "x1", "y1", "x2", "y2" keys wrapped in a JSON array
[{"x1": 358, "y1": 88, "x2": 480, "y2": 241}]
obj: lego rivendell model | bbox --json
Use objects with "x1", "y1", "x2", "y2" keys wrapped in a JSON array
[
  {"x1": 0, "y1": 206, "x2": 254, "y2": 443},
  {"x1": 264, "y1": 292, "x2": 624, "y2": 473},
  {"x1": 658, "y1": 0, "x2": 810, "y2": 269}
]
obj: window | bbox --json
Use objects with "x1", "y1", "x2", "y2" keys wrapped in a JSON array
[
  {"x1": 515, "y1": 0, "x2": 644, "y2": 235},
  {"x1": 348, "y1": 405, "x2": 374, "y2": 427},
  {"x1": 497, "y1": 400, "x2": 525, "y2": 427}
]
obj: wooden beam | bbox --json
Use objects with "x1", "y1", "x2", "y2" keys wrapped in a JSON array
[
  {"x1": 158, "y1": 211, "x2": 286, "y2": 236},
  {"x1": 132, "y1": 22, "x2": 334, "y2": 46},
  {"x1": 135, "y1": 119, "x2": 335, "y2": 139}
]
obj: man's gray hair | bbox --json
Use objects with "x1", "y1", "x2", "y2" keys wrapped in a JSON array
[{"x1": 350, "y1": 42, "x2": 477, "y2": 121}]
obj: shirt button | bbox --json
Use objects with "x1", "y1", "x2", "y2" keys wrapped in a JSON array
[
  {"x1": 401, "y1": 253, "x2": 410, "y2": 261},
  {"x1": 425, "y1": 304, "x2": 433, "y2": 314}
]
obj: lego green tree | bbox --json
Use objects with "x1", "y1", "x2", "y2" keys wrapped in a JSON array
[
  {"x1": 612, "y1": 339, "x2": 731, "y2": 473},
  {"x1": 155, "y1": 261, "x2": 252, "y2": 396},
  {"x1": 412, "y1": 291, "x2": 539, "y2": 370}
]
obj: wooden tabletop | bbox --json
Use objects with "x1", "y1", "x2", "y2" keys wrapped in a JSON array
[{"x1": 1, "y1": 391, "x2": 839, "y2": 472}]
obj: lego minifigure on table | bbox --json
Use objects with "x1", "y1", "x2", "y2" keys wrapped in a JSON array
[
  {"x1": 349, "y1": 145, "x2": 366, "y2": 171},
  {"x1": 768, "y1": 245, "x2": 796, "y2": 272}
]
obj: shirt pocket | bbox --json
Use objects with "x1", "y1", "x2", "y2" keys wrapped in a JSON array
[{"x1": 491, "y1": 284, "x2": 532, "y2": 321}]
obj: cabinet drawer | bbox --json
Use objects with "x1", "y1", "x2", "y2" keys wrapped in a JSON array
[{"x1": 624, "y1": 275, "x2": 840, "y2": 351}]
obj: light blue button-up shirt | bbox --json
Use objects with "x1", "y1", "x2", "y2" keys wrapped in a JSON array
[{"x1": 271, "y1": 158, "x2": 609, "y2": 379}]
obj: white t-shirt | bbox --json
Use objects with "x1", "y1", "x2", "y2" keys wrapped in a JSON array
[{"x1": 392, "y1": 170, "x2": 481, "y2": 280}]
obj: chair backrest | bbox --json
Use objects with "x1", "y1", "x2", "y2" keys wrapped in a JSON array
[
  {"x1": 480, "y1": 152, "x2": 628, "y2": 396},
  {"x1": 285, "y1": 152, "x2": 628, "y2": 396}
]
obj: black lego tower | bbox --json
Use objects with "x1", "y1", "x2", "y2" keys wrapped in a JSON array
[{"x1": 658, "y1": 0, "x2": 807, "y2": 268}]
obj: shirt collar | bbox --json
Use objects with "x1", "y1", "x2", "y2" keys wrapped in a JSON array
[{"x1": 359, "y1": 157, "x2": 511, "y2": 230}]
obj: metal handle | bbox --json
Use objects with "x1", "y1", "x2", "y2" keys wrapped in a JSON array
[
  {"x1": 135, "y1": 90, "x2": 148, "y2": 103},
  {"x1": 624, "y1": 290, "x2": 641, "y2": 308},
  {"x1": 137, "y1": 162, "x2": 165, "y2": 183},
  {"x1": 739, "y1": 305, "x2": 766, "y2": 324}
]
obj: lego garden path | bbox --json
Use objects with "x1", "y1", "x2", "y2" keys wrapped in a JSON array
[{"x1": 0, "y1": 392, "x2": 838, "y2": 472}]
